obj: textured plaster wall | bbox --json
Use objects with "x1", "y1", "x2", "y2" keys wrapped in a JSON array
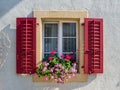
[{"x1": 0, "y1": 0, "x2": 120, "y2": 90}]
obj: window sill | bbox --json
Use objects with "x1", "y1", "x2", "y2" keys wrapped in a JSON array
[{"x1": 32, "y1": 74, "x2": 88, "y2": 82}]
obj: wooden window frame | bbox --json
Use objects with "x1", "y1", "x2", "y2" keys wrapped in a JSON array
[{"x1": 33, "y1": 11, "x2": 88, "y2": 82}]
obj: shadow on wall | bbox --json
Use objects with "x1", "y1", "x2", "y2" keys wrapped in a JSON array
[
  {"x1": 0, "y1": 25, "x2": 11, "y2": 71},
  {"x1": 27, "y1": 12, "x2": 33, "y2": 17},
  {"x1": 0, "y1": 0, "x2": 20, "y2": 18},
  {"x1": 0, "y1": 10, "x2": 33, "y2": 71}
]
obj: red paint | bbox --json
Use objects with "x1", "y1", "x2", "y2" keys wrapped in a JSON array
[
  {"x1": 16, "y1": 18, "x2": 36, "y2": 74},
  {"x1": 84, "y1": 18, "x2": 103, "y2": 74}
]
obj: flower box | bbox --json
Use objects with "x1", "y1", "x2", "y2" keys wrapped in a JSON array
[
  {"x1": 35, "y1": 50, "x2": 87, "y2": 83},
  {"x1": 33, "y1": 74, "x2": 88, "y2": 82}
]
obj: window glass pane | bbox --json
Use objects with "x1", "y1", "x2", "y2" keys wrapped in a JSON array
[
  {"x1": 63, "y1": 38, "x2": 76, "y2": 52},
  {"x1": 63, "y1": 23, "x2": 76, "y2": 37},
  {"x1": 44, "y1": 23, "x2": 58, "y2": 37},
  {"x1": 44, "y1": 38, "x2": 58, "y2": 52}
]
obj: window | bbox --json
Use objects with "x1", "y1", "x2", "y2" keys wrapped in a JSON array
[
  {"x1": 43, "y1": 21, "x2": 77, "y2": 62},
  {"x1": 33, "y1": 11, "x2": 88, "y2": 82},
  {"x1": 16, "y1": 11, "x2": 103, "y2": 82}
]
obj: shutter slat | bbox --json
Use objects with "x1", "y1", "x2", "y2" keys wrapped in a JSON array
[
  {"x1": 16, "y1": 18, "x2": 36, "y2": 74},
  {"x1": 84, "y1": 18, "x2": 103, "y2": 74}
]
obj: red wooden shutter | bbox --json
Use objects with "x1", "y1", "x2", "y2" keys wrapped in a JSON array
[
  {"x1": 16, "y1": 18, "x2": 36, "y2": 74},
  {"x1": 84, "y1": 18, "x2": 103, "y2": 74}
]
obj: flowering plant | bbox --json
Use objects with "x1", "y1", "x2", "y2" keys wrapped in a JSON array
[{"x1": 36, "y1": 50, "x2": 77, "y2": 83}]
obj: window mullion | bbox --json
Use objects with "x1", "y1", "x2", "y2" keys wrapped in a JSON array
[{"x1": 58, "y1": 21, "x2": 63, "y2": 57}]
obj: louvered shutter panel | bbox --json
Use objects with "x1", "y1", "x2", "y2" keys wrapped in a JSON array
[
  {"x1": 16, "y1": 18, "x2": 36, "y2": 74},
  {"x1": 84, "y1": 18, "x2": 103, "y2": 74}
]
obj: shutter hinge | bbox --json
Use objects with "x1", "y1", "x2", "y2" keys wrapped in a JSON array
[
  {"x1": 82, "y1": 23, "x2": 84, "y2": 26},
  {"x1": 81, "y1": 66, "x2": 84, "y2": 68},
  {"x1": 36, "y1": 23, "x2": 39, "y2": 25}
]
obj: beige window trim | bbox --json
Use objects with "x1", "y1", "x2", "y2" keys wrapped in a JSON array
[{"x1": 33, "y1": 11, "x2": 88, "y2": 82}]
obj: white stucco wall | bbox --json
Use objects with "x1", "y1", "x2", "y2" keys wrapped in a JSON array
[{"x1": 0, "y1": 0, "x2": 120, "y2": 90}]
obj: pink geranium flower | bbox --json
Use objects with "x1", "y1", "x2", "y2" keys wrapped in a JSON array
[
  {"x1": 64, "y1": 77, "x2": 66, "y2": 80},
  {"x1": 61, "y1": 66, "x2": 64, "y2": 69},
  {"x1": 61, "y1": 54, "x2": 65, "y2": 58},
  {"x1": 46, "y1": 63, "x2": 49, "y2": 66},
  {"x1": 43, "y1": 61, "x2": 47, "y2": 65},
  {"x1": 55, "y1": 64, "x2": 59, "y2": 67},
  {"x1": 49, "y1": 57, "x2": 53, "y2": 61},
  {"x1": 50, "y1": 50, "x2": 56, "y2": 55},
  {"x1": 60, "y1": 75, "x2": 65, "y2": 79},
  {"x1": 55, "y1": 68, "x2": 59, "y2": 71},
  {"x1": 65, "y1": 69, "x2": 68, "y2": 74},
  {"x1": 42, "y1": 67, "x2": 47, "y2": 72},
  {"x1": 58, "y1": 64, "x2": 61, "y2": 67},
  {"x1": 70, "y1": 68, "x2": 76, "y2": 73},
  {"x1": 71, "y1": 73, "x2": 75, "y2": 77},
  {"x1": 51, "y1": 76, "x2": 54, "y2": 79},
  {"x1": 43, "y1": 61, "x2": 49, "y2": 66},
  {"x1": 73, "y1": 62, "x2": 76, "y2": 66},
  {"x1": 68, "y1": 75, "x2": 71, "y2": 79},
  {"x1": 50, "y1": 68, "x2": 53, "y2": 72},
  {"x1": 60, "y1": 72, "x2": 63, "y2": 75},
  {"x1": 65, "y1": 55, "x2": 72, "y2": 60},
  {"x1": 75, "y1": 69, "x2": 77, "y2": 73},
  {"x1": 58, "y1": 78, "x2": 63, "y2": 83},
  {"x1": 44, "y1": 77, "x2": 48, "y2": 81}
]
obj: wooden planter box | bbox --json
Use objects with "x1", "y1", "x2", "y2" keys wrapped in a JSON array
[{"x1": 33, "y1": 74, "x2": 88, "y2": 82}]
